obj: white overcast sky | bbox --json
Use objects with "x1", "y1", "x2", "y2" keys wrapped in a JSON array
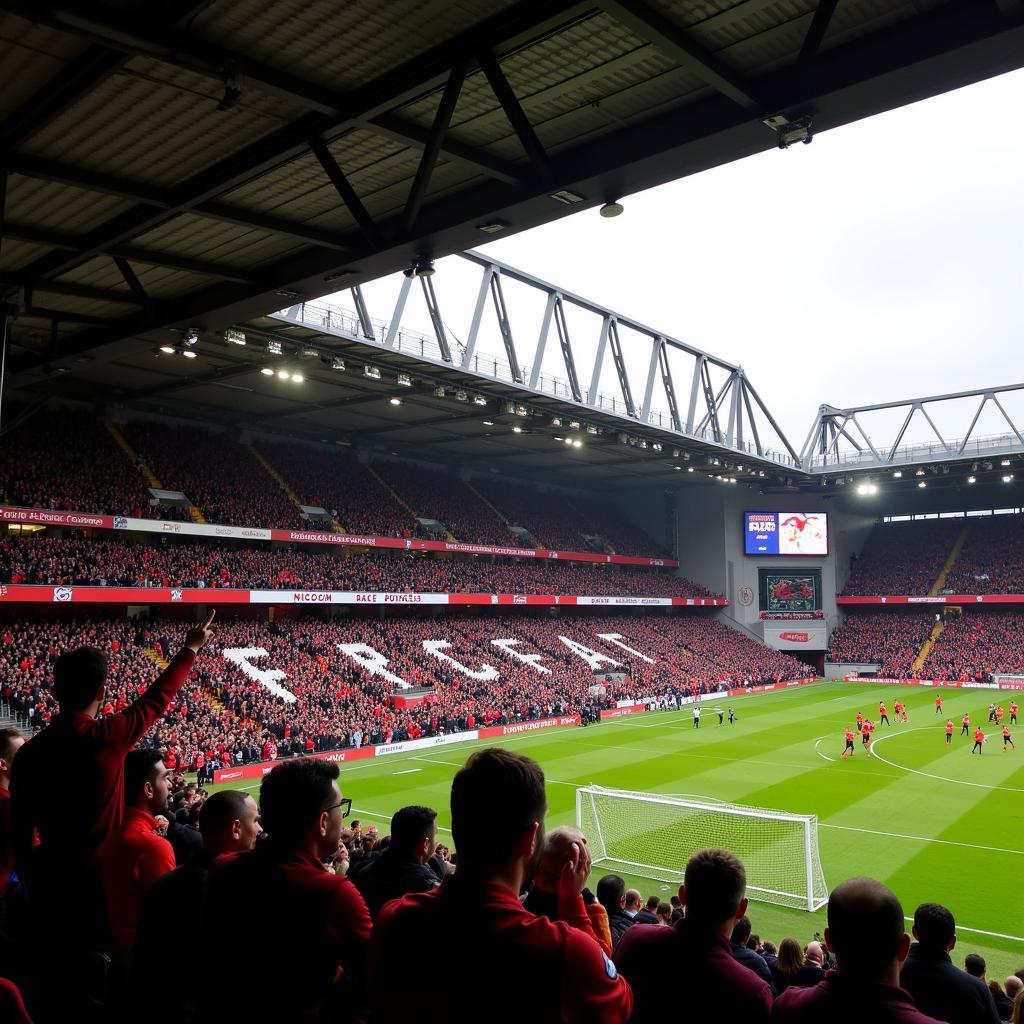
[{"x1": 354, "y1": 67, "x2": 1024, "y2": 454}]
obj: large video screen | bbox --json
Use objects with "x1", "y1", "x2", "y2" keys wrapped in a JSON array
[{"x1": 744, "y1": 511, "x2": 828, "y2": 556}]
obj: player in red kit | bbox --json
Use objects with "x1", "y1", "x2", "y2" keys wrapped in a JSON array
[
  {"x1": 878, "y1": 701, "x2": 889, "y2": 727},
  {"x1": 1002, "y1": 725, "x2": 1015, "y2": 750},
  {"x1": 972, "y1": 727, "x2": 985, "y2": 754},
  {"x1": 842, "y1": 728, "x2": 856, "y2": 760},
  {"x1": 855, "y1": 712, "x2": 864, "y2": 732},
  {"x1": 893, "y1": 700, "x2": 904, "y2": 723},
  {"x1": 944, "y1": 719, "x2": 954, "y2": 746},
  {"x1": 934, "y1": 696, "x2": 942, "y2": 714},
  {"x1": 996, "y1": 706, "x2": 1004, "y2": 726},
  {"x1": 960, "y1": 713, "x2": 970, "y2": 737},
  {"x1": 1011, "y1": 701, "x2": 1018, "y2": 725},
  {"x1": 861, "y1": 719, "x2": 874, "y2": 755}
]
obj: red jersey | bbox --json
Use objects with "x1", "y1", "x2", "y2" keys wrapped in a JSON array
[
  {"x1": 1003, "y1": 726, "x2": 1011, "y2": 739},
  {"x1": 894, "y1": 702, "x2": 903, "y2": 713},
  {"x1": 935, "y1": 697, "x2": 942, "y2": 706},
  {"x1": 879, "y1": 703, "x2": 886, "y2": 715},
  {"x1": 962, "y1": 714, "x2": 970, "y2": 725},
  {"x1": 945, "y1": 721, "x2": 954, "y2": 735},
  {"x1": 974, "y1": 729, "x2": 985, "y2": 743},
  {"x1": 844, "y1": 729, "x2": 855, "y2": 742},
  {"x1": 1011, "y1": 703, "x2": 1019, "y2": 715},
  {"x1": 856, "y1": 714, "x2": 864, "y2": 727}
]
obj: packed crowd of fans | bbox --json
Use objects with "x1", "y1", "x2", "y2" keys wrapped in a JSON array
[
  {"x1": 841, "y1": 520, "x2": 962, "y2": 596},
  {"x1": 0, "y1": 412, "x2": 155, "y2": 518},
  {"x1": 122, "y1": 422, "x2": 308, "y2": 529},
  {"x1": 2, "y1": 615, "x2": 1020, "y2": 1022},
  {"x1": 826, "y1": 612, "x2": 936, "y2": 677},
  {"x1": 922, "y1": 612, "x2": 1024, "y2": 681},
  {"x1": 942, "y1": 515, "x2": 1024, "y2": 594},
  {"x1": 0, "y1": 533, "x2": 711, "y2": 597},
  {"x1": 1, "y1": 612, "x2": 807, "y2": 772}
]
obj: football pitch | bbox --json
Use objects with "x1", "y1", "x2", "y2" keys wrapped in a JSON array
[{"x1": 221, "y1": 682, "x2": 1024, "y2": 977}]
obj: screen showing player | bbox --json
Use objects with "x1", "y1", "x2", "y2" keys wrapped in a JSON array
[{"x1": 744, "y1": 512, "x2": 828, "y2": 556}]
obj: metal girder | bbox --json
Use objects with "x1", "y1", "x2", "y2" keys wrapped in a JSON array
[
  {"x1": 597, "y1": 0, "x2": 762, "y2": 111},
  {"x1": 0, "y1": 277, "x2": 140, "y2": 307},
  {"x1": 551, "y1": 294, "x2": 581, "y2": 403},
  {"x1": 488, "y1": 270, "x2": 522, "y2": 385},
  {"x1": 402, "y1": 63, "x2": 467, "y2": 234},
  {"x1": 350, "y1": 286, "x2": 374, "y2": 340},
  {"x1": 308, "y1": 138, "x2": 381, "y2": 249},
  {"x1": 477, "y1": 48, "x2": 551, "y2": 180},
  {"x1": 798, "y1": 0, "x2": 841, "y2": 65},
  {"x1": 384, "y1": 274, "x2": 414, "y2": 349},
  {"x1": 588, "y1": 316, "x2": 612, "y2": 407},
  {"x1": 640, "y1": 335, "x2": 663, "y2": 423},
  {"x1": 420, "y1": 275, "x2": 452, "y2": 363},
  {"x1": 605, "y1": 318, "x2": 635, "y2": 419},
  {"x1": 113, "y1": 257, "x2": 148, "y2": 303},
  {"x1": 658, "y1": 340, "x2": 681, "y2": 432}
]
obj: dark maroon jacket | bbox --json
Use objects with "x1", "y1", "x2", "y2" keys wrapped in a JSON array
[
  {"x1": 614, "y1": 918, "x2": 772, "y2": 1024},
  {"x1": 770, "y1": 971, "x2": 945, "y2": 1023}
]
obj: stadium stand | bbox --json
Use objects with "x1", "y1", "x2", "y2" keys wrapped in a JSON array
[
  {"x1": 826, "y1": 612, "x2": 936, "y2": 677},
  {"x1": 942, "y1": 514, "x2": 1024, "y2": 594},
  {"x1": 0, "y1": 534, "x2": 706, "y2": 596},
  {"x1": 922, "y1": 611, "x2": 1024, "y2": 681},
  {"x1": 1, "y1": 613, "x2": 806, "y2": 767},
  {"x1": 841, "y1": 520, "x2": 962, "y2": 596},
  {"x1": 122, "y1": 422, "x2": 307, "y2": 529}
]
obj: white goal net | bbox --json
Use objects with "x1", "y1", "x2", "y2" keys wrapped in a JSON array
[{"x1": 577, "y1": 785, "x2": 828, "y2": 912}]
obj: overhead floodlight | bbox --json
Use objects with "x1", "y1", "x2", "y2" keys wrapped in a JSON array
[
  {"x1": 687, "y1": 467, "x2": 694, "y2": 473},
  {"x1": 260, "y1": 367, "x2": 274, "y2": 376},
  {"x1": 224, "y1": 329, "x2": 246, "y2": 346},
  {"x1": 181, "y1": 349, "x2": 197, "y2": 359},
  {"x1": 1003, "y1": 474, "x2": 1014, "y2": 483},
  {"x1": 364, "y1": 365, "x2": 381, "y2": 380},
  {"x1": 159, "y1": 345, "x2": 175, "y2": 354},
  {"x1": 472, "y1": 395, "x2": 487, "y2": 406},
  {"x1": 552, "y1": 417, "x2": 562, "y2": 427},
  {"x1": 434, "y1": 385, "x2": 447, "y2": 398},
  {"x1": 572, "y1": 439, "x2": 582, "y2": 448},
  {"x1": 514, "y1": 405, "x2": 529, "y2": 417},
  {"x1": 893, "y1": 471, "x2": 903, "y2": 478},
  {"x1": 512, "y1": 425, "x2": 523, "y2": 433},
  {"x1": 549, "y1": 189, "x2": 585, "y2": 205},
  {"x1": 967, "y1": 475, "x2": 977, "y2": 484},
  {"x1": 482, "y1": 420, "x2": 494, "y2": 426},
  {"x1": 915, "y1": 468, "x2": 925, "y2": 477},
  {"x1": 586, "y1": 424, "x2": 599, "y2": 436},
  {"x1": 455, "y1": 390, "x2": 468, "y2": 402},
  {"x1": 406, "y1": 256, "x2": 435, "y2": 278},
  {"x1": 267, "y1": 339, "x2": 283, "y2": 355},
  {"x1": 651, "y1": 442, "x2": 663, "y2": 452},
  {"x1": 331, "y1": 357, "x2": 346, "y2": 371},
  {"x1": 599, "y1": 201, "x2": 624, "y2": 218},
  {"x1": 397, "y1": 373, "x2": 413, "y2": 387},
  {"x1": 569, "y1": 420, "x2": 581, "y2": 430},
  {"x1": 1001, "y1": 459, "x2": 1012, "y2": 467},
  {"x1": 277, "y1": 370, "x2": 290, "y2": 380},
  {"x1": 918, "y1": 481, "x2": 927, "y2": 488},
  {"x1": 291, "y1": 373, "x2": 304, "y2": 383},
  {"x1": 763, "y1": 113, "x2": 813, "y2": 148},
  {"x1": 183, "y1": 328, "x2": 199, "y2": 347},
  {"x1": 618, "y1": 433, "x2": 629, "y2": 445},
  {"x1": 563, "y1": 437, "x2": 572, "y2": 445},
  {"x1": 477, "y1": 220, "x2": 509, "y2": 234},
  {"x1": 389, "y1": 397, "x2": 402, "y2": 406}
]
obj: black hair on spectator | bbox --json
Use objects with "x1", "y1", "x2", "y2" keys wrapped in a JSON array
[
  {"x1": 646, "y1": 895, "x2": 660, "y2": 911},
  {"x1": 732, "y1": 916, "x2": 753, "y2": 944},
  {"x1": 0, "y1": 728, "x2": 22, "y2": 761},
  {"x1": 200, "y1": 790, "x2": 251, "y2": 837},
  {"x1": 964, "y1": 954, "x2": 986, "y2": 978},
  {"x1": 596, "y1": 874, "x2": 626, "y2": 911},
  {"x1": 390, "y1": 806, "x2": 437, "y2": 852},
  {"x1": 914, "y1": 903, "x2": 956, "y2": 952},
  {"x1": 124, "y1": 748, "x2": 164, "y2": 800},
  {"x1": 53, "y1": 647, "x2": 108, "y2": 710},
  {"x1": 828, "y1": 878, "x2": 905, "y2": 973},
  {"x1": 684, "y1": 849, "x2": 746, "y2": 925},
  {"x1": 259, "y1": 759, "x2": 339, "y2": 844},
  {"x1": 450, "y1": 748, "x2": 545, "y2": 869}
]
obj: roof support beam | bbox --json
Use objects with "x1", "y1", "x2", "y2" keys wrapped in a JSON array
[
  {"x1": 113, "y1": 257, "x2": 149, "y2": 304},
  {"x1": 598, "y1": 0, "x2": 762, "y2": 110},
  {"x1": 309, "y1": 137, "x2": 382, "y2": 249},
  {"x1": 0, "y1": 277, "x2": 140, "y2": 307},
  {"x1": 402, "y1": 63, "x2": 467, "y2": 235},
  {"x1": 477, "y1": 49, "x2": 551, "y2": 180},
  {"x1": 798, "y1": 0, "x2": 841, "y2": 65}
]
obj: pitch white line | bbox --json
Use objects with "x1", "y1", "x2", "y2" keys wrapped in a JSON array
[
  {"x1": 813, "y1": 736, "x2": 836, "y2": 762},
  {"x1": 902, "y1": 917, "x2": 1023, "y2": 944},
  {"x1": 412, "y1": 755, "x2": 577, "y2": 786},
  {"x1": 821, "y1": 823, "x2": 1024, "y2": 857},
  {"x1": 870, "y1": 729, "x2": 1024, "y2": 793},
  {"x1": 393, "y1": 768, "x2": 421, "y2": 775}
]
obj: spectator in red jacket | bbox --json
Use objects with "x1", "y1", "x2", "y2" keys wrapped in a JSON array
[
  {"x1": 368, "y1": 748, "x2": 632, "y2": 1024},
  {"x1": 770, "y1": 878, "x2": 943, "y2": 1023},
  {"x1": 202, "y1": 759, "x2": 372, "y2": 1024},
  {"x1": 99, "y1": 749, "x2": 175, "y2": 951},
  {"x1": 615, "y1": 847, "x2": 772, "y2": 1024}
]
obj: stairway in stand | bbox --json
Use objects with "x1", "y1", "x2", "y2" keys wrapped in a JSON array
[{"x1": 249, "y1": 445, "x2": 344, "y2": 533}]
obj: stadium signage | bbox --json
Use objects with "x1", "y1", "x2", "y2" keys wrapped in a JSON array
[
  {"x1": 0, "y1": 584, "x2": 727, "y2": 606},
  {"x1": 778, "y1": 631, "x2": 810, "y2": 643},
  {"x1": 0, "y1": 504, "x2": 678, "y2": 568},
  {"x1": 837, "y1": 595, "x2": 1024, "y2": 605}
]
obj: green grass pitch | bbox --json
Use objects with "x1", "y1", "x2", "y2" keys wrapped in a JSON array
[{"x1": 219, "y1": 682, "x2": 1024, "y2": 977}]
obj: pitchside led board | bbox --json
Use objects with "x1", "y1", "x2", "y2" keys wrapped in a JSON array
[{"x1": 744, "y1": 511, "x2": 829, "y2": 557}]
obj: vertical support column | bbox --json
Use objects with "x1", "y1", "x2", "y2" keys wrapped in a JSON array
[
  {"x1": 588, "y1": 316, "x2": 612, "y2": 406},
  {"x1": 686, "y1": 355, "x2": 705, "y2": 434},
  {"x1": 640, "y1": 335, "x2": 663, "y2": 423},
  {"x1": 351, "y1": 285, "x2": 374, "y2": 339},
  {"x1": 461, "y1": 264, "x2": 494, "y2": 371},
  {"x1": 384, "y1": 273, "x2": 413, "y2": 349},
  {"x1": 420, "y1": 275, "x2": 451, "y2": 362},
  {"x1": 659, "y1": 342, "x2": 682, "y2": 432},
  {"x1": 726, "y1": 372, "x2": 741, "y2": 448},
  {"x1": 489, "y1": 270, "x2": 522, "y2": 384},
  {"x1": 607, "y1": 319, "x2": 636, "y2": 418},
  {"x1": 529, "y1": 291, "x2": 557, "y2": 390},
  {"x1": 552, "y1": 294, "x2": 582, "y2": 402}
]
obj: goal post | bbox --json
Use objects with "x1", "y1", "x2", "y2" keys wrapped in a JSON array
[{"x1": 577, "y1": 785, "x2": 828, "y2": 912}]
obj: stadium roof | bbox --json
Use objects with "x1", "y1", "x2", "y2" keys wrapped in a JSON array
[{"x1": 3, "y1": 0, "x2": 1024, "y2": 492}]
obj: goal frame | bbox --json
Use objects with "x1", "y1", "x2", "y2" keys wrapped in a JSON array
[{"x1": 576, "y1": 785, "x2": 828, "y2": 913}]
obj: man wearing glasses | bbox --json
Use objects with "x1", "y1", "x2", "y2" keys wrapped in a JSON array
[{"x1": 202, "y1": 760, "x2": 371, "y2": 1023}]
